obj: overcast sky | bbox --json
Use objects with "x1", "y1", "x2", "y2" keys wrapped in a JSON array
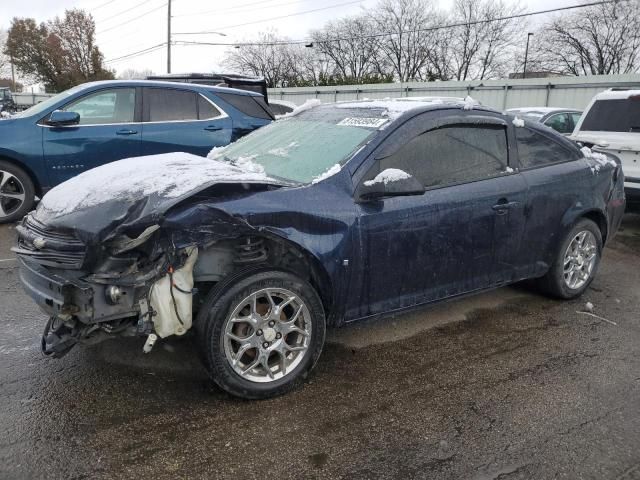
[{"x1": 3, "y1": 0, "x2": 565, "y2": 78}]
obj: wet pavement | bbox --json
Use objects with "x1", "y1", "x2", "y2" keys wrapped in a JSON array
[{"x1": 1, "y1": 215, "x2": 639, "y2": 480}]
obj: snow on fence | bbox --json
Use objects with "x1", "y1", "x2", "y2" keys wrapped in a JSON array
[{"x1": 268, "y1": 74, "x2": 640, "y2": 111}]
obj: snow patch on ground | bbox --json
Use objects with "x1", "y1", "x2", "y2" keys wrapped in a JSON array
[
  {"x1": 504, "y1": 166, "x2": 515, "y2": 173},
  {"x1": 311, "y1": 163, "x2": 341, "y2": 184},
  {"x1": 280, "y1": 99, "x2": 322, "y2": 119},
  {"x1": 512, "y1": 116, "x2": 525, "y2": 127},
  {"x1": 364, "y1": 168, "x2": 412, "y2": 186},
  {"x1": 267, "y1": 141, "x2": 300, "y2": 157},
  {"x1": 40, "y1": 152, "x2": 273, "y2": 216}
]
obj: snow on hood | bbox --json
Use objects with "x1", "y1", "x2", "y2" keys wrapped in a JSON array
[{"x1": 39, "y1": 152, "x2": 274, "y2": 216}]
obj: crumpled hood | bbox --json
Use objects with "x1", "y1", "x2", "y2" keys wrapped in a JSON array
[{"x1": 33, "y1": 152, "x2": 285, "y2": 240}]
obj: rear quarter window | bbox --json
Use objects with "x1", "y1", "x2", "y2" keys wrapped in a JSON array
[
  {"x1": 217, "y1": 93, "x2": 274, "y2": 120},
  {"x1": 580, "y1": 98, "x2": 640, "y2": 132},
  {"x1": 516, "y1": 127, "x2": 580, "y2": 169}
]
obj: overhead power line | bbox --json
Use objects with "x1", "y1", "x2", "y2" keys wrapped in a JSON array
[
  {"x1": 174, "y1": 0, "x2": 364, "y2": 34},
  {"x1": 174, "y1": 0, "x2": 625, "y2": 46},
  {"x1": 97, "y1": 2, "x2": 167, "y2": 35},
  {"x1": 102, "y1": 0, "x2": 623, "y2": 66},
  {"x1": 92, "y1": 0, "x2": 120, "y2": 10},
  {"x1": 174, "y1": 0, "x2": 311, "y2": 18},
  {"x1": 104, "y1": 42, "x2": 167, "y2": 63},
  {"x1": 96, "y1": 0, "x2": 153, "y2": 24}
]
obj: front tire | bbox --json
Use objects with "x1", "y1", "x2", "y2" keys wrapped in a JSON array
[
  {"x1": 197, "y1": 269, "x2": 326, "y2": 399},
  {"x1": 0, "y1": 160, "x2": 35, "y2": 223},
  {"x1": 538, "y1": 219, "x2": 602, "y2": 299}
]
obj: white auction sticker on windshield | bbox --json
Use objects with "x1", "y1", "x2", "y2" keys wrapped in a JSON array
[{"x1": 337, "y1": 117, "x2": 388, "y2": 128}]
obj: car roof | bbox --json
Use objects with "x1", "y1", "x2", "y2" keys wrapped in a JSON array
[
  {"x1": 75, "y1": 79, "x2": 262, "y2": 97},
  {"x1": 507, "y1": 107, "x2": 581, "y2": 114},
  {"x1": 323, "y1": 97, "x2": 494, "y2": 121},
  {"x1": 592, "y1": 88, "x2": 640, "y2": 100}
]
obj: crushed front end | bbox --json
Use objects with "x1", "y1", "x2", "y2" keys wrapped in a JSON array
[{"x1": 14, "y1": 214, "x2": 198, "y2": 357}]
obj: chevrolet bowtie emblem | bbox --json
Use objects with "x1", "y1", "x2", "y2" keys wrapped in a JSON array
[{"x1": 32, "y1": 237, "x2": 47, "y2": 250}]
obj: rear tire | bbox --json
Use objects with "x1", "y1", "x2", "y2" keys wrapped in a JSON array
[
  {"x1": 196, "y1": 269, "x2": 326, "y2": 399},
  {"x1": 538, "y1": 219, "x2": 602, "y2": 299},
  {"x1": 0, "y1": 160, "x2": 35, "y2": 223}
]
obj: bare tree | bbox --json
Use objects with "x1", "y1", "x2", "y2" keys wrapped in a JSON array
[
  {"x1": 449, "y1": 0, "x2": 524, "y2": 81},
  {"x1": 310, "y1": 15, "x2": 385, "y2": 83},
  {"x1": 368, "y1": 0, "x2": 443, "y2": 82},
  {"x1": 223, "y1": 31, "x2": 302, "y2": 88},
  {"x1": 532, "y1": 0, "x2": 640, "y2": 75}
]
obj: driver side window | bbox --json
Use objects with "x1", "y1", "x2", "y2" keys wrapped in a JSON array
[
  {"x1": 63, "y1": 88, "x2": 135, "y2": 125},
  {"x1": 369, "y1": 125, "x2": 509, "y2": 190}
]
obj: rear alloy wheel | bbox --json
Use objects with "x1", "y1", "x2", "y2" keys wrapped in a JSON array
[
  {"x1": 562, "y1": 230, "x2": 598, "y2": 290},
  {"x1": 197, "y1": 269, "x2": 326, "y2": 399},
  {"x1": 538, "y1": 219, "x2": 602, "y2": 299},
  {"x1": 0, "y1": 161, "x2": 35, "y2": 223}
]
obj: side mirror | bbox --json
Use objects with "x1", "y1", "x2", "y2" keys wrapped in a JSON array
[
  {"x1": 48, "y1": 110, "x2": 80, "y2": 127},
  {"x1": 356, "y1": 169, "x2": 425, "y2": 201}
]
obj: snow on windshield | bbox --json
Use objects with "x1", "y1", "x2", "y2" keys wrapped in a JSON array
[
  {"x1": 311, "y1": 164, "x2": 341, "y2": 184},
  {"x1": 40, "y1": 152, "x2": 273, "y2": 216},
  {"x1": 210, "y1": 107, "x2": 380, "y2": 184}
]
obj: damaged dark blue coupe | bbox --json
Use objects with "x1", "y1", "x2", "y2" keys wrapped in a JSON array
[{"x1": 14, "y1": 98, "x2": 626, "y2": 399}]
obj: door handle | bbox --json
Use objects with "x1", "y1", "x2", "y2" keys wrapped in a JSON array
[
  {"x1": 204, "y1": 125, "x2": 223, "y2": 132},
  {"x1": 492, "y1": 199, "x2": 519, "y2": 214},
  {"x1": 116, "y1": 129, "x2": 138, "y2": 135}
]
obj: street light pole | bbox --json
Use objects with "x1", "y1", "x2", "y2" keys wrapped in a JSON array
[
  {"x1": 167, "y1": 0, "x2": 172, "y2": 73},
  {"x1": 522, "y1": 32, "x2": 533, "y2": 79}
]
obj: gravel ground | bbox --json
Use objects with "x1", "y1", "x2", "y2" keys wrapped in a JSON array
[{"x1": 1, "y1": 215, "x2": 639, "y2": 480}]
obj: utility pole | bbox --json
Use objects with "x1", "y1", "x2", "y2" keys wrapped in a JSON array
[
  {"x1": 10, "y1": 56, "x2": 16, "y2": 92},
  {"x1": 167, "y1": 0, "x2": 172, "y2": 73},
  {"x1": 522, "y1": 32, "x2": 533, "y2": 79}
]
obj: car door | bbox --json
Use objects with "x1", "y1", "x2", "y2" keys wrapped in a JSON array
[
  {"x1": 347, "y1": 112, "x2": 527, "y2": 319},
  {"x1": 514, "y1": 124, "x2": 591, "y2": 277},
  {"x1": 140, "y1": 87, "x2": 232, "y2": 157},
  {"x1": 543, "y1": 113, "x2": 573, "y2": 135},
  {"x1": 42, "y1": 87, "x2": 140, "y2": 185}
]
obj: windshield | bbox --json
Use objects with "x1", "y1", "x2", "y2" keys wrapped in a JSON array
[
  {"x1": 212, "y1": 106, "x2": 385, "y2": 184},
  {"x1": 12, "y1": 85, "x2": 85, "y2": 119}
]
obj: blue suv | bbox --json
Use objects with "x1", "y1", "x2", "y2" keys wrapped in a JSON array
[{"x1": 0, "y1": 80, "x2": 274, "y2": 223}]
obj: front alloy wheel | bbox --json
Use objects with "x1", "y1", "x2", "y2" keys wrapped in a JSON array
[
  {"x1": 197, "y1": 269, "x2": 326, "y2": 399},
  {"x1": 223, "y1": 288, "x2": 312, "y2": 383}
]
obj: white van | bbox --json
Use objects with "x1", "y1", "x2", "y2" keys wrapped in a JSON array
[{"x1": 572, "y1": 89, "x2": 640, "y2": 207}]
